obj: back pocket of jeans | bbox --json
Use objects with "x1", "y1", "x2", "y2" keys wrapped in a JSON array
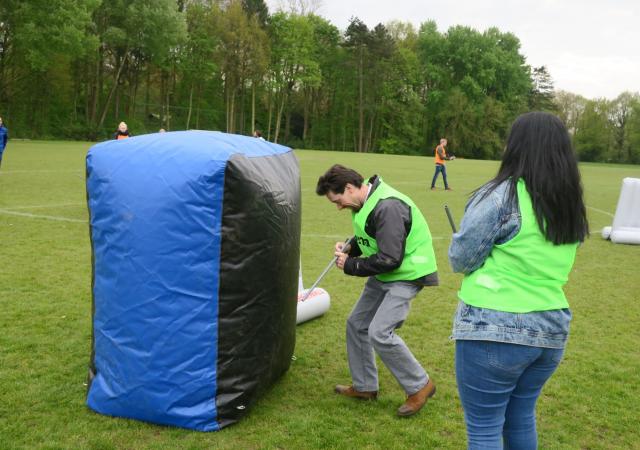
[{"x1": 487, "y1": 342, "x2": 540, "y2": 373}]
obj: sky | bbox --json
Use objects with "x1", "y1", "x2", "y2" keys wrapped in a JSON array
[{"x1": 266, "y1": 0, "x2": 640, "y2": 100}]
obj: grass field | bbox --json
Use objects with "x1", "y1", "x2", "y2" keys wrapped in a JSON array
[{"x1": 1, "y1": 140, "x2": 639, "y2": 450}]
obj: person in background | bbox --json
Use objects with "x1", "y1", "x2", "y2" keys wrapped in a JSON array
[
  {"x1": 448, "y1": 112, "x2": 589, "y2": 449},
  {"x1": 0, "y1": 116, "x2": 8, "y2": 168},
  {"x1": 159, "y1": 128, "x2": 166, "y2": 133},
  {"x1": 113, "y1": 122, "x2": 131, "y2": 140},
  {"x1": 430, "y1": 138, "x2": 453, "y2": 191},
  {"x1": 253, "y1": 130, "x2": 265, "y2": 141},
  {"x1": 316, "y1": 164, "x2": 439, "y2": 417}
]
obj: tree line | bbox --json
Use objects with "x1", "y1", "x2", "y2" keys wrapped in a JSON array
[{"x1": 1, "y1": 0, "x2": 638, "y2": 163}]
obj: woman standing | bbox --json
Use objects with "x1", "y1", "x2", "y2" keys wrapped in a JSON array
[{"x1": 449, "y1": 112, "x2": 589, "y2": 449}]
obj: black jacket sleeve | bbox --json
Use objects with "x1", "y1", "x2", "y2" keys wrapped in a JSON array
[{"x1": 343, "y1": 198, "x2": 411, "y2": 277}]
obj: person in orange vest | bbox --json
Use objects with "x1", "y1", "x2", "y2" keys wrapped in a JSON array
[
  {"x1": 430, "y1": 138, "x2": 453, "y2": 191},
  {"x1": 113, "y1": 122, "x2": 131, "y2": 140}
]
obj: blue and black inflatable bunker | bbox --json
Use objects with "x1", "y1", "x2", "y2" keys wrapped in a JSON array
[{"x1": 85, "y1": 131, "x2": 300, "y2": 431}]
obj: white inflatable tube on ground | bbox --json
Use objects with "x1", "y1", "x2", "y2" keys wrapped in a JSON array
[
  {"x1": 611, "y1": 228, "x2": 640, "y2": 245},
  {"x1": 603, "y1": 178, "x2": 640, "y2": 245},
  {"x1": 296, "y1": 288, "x2": 331, "y2": 324}
]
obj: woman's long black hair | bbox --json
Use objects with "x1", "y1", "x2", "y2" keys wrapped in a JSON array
[{"x1": 479, "y1": 111, "x2": 589, "y2": 244}]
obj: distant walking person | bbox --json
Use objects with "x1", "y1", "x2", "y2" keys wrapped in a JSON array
[
  {"x1": 0, "y1": 117, "x2": 8, "y2": 169},
  {"x1": 449, "y1": 112, "x2": 589, "y2": 449},
  {"x1": 430, "y1": 138, "x2": 452, "y2": 190},
  {"x1": 113, "y1": 122, "x2": 131, "y2": 140}
]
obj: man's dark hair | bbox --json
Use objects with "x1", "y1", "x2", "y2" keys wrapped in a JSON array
[
  {"x1": 316, "y1": 164, "x2": 364, "y2": 195},
  {"x1": 477, "y1": 111, "x2": 589, "y2": 244}
]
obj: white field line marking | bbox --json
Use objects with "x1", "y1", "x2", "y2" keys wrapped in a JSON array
[
  {"x1": 1, "y1": 204, "x2": 609, "y2": 239},
  {"x1": 6, "y1": 203, "x2": 85, "y2": 210},
  {"x1": 0, "y1": 169, "x2": 83, "y2": 174},
  {"x1": 587, "y1": 206, "x2": 614, "y2": 218},
  {"x1": 303, "y1": 233, "x2": 447, "y2": 240},
  {"x1": 0, "y1": 209, "x2": 86, "y2": 223}
]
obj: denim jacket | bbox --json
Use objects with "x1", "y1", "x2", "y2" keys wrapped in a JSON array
[{"x1": 448, "y1": 180, "x2": 571, "y2": 349}]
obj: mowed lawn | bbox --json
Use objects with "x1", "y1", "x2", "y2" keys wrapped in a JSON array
[{"x1": 0, "y1": 140, "x2": 639, "y2": 450}]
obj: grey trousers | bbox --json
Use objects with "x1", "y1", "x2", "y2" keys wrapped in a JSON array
[{"x1": 346, "y1": 276, "x2": 429, "y2": 395}]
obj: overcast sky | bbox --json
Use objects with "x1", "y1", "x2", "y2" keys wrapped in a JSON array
[{"x1": 266, "y1": 0, "x2": 640, "y2": 100}]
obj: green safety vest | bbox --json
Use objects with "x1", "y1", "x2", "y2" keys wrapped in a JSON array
[
  {"x1": 352, "y1": 179, "x2": 437, "y2": 282},
  {"x1": 459, "y1": 179, "x2": 578, "y2": 313}
]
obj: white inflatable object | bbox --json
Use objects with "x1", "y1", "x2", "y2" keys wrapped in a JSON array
[
  {"x1": 298, "y1": 263, "x2": 304, "y2": 292},
  {"x1": 296, "y1": 288, "x2": 331, "y2": 324},
  {"x1": 603, "y1": 178, "x2": 640, "y2": 245},
  {"x1": 296, "y1": 268, "x2": 331, "y2": 324}
]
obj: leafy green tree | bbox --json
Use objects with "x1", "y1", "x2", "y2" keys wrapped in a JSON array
[
  {"x1": 298, "y1": 14, "x2": 340, "y2": 146},
  {"x1": 554, "y1": 90, "x2": 587, "y2": 135},
  {"x1": 242, "y1": 0, "x2": 269, "y2": 27},
  {"x1": 343, "y1": 17, "x2": 370, "y2": 151},
  {"x1": 216, "y1": 0, "x2": 268, "y2": 133},
  {"x1": 625, "y1": 98, "x2": 640, "y2": 163},
  {"x1": 90, "y1": 0, "x2": 186, "y2": 130},
  {"x1": 575, "y1": 99, "x2": 611, "y2": 162},
  {"x1": 416, "y1": 23, "x2": 530, "y2": 157},
  {"x1": 609, "y1": 92, "x2": 639, "y2": 162},
  {"x1": 267, "y1": 11, "x2": 319, "y2": 142},
  {"x1": 181, "y1": 1, "x2": 219, "y2": 130},
  {"x1": 0, "y1": 0, "x2": 99, "y2": 136},
  {"x1": 529, "y1": 66, "x2": 556, "y2": 111}
]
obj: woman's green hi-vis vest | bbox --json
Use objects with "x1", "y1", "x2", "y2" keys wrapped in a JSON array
[
  {"x1": 459, "y1": 179, "x2": 578, "y2": 313},
  {"x1": 352, "y1": 179, "x2": 437, "y2": 282}
]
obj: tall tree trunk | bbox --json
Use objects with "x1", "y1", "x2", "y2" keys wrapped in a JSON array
[
  {"x1": 251, "y1": 82, "x2": 256, "y2": 134},
  {"x1": 144, "y1": 69, "x2": 151, "y2": 119},
  {"x1": 239, "y1": 82, "x2": 245, "y2": 134},
  {"x1": 342, "y1": 101, "x2": 348, "y2": 151},
  {"x1": 165, "y1": 73, "x2": 171, "y2": 130},
  {"x1": 97, "y1": 51, "x2": 129, "y2": 130},
  {"x1": 365, "y1": 111, "x2": 375, "y2": 153},
  {"x1": 160, "y1": 70, "x2": 166, "y2": 127},
  {"x1": 267, "y1": 87, "x2": 273, "y2": 140},
  {"x1": 186, "y1": 81, "x2": 194, "y2": 129},
  {"x1": 303, "y1": 88, "x2": 310, "y2": 143},
  {"x1": 225, "y1": 81, "x2": 232, "y2": 132},
  {"x1": 195, "y1": 82, "x2": 201, "y2": 129},
  {"x1": 115, "y1": 83, "x2": 120, "y2": 121},
  {"x1": 274, "y1": 91, "x2": 286, "y2": 143},
  {"x1": 284, "y1": 109, "x2": 291, "y2": 143},
  {"x1": 358, "y1": 47, "x2": 364, "y2": 152},
  {"x1": 131, "y1": 67, "x2": 139, "y2": 119},
  {"x1": 89, "y1": 47, "x2": 102, "y2": 125}
]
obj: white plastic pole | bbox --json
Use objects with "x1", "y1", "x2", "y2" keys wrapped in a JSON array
[{"x1": 299, "y1": 236, "x2": 353, "y2": 303}]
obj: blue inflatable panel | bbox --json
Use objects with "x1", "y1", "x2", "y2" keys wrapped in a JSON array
[{"x1": 86, "y1": 131, "x2": 300, "y2": 431}]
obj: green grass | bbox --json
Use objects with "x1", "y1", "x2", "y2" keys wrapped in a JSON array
[{"x1": 1, "y1": 141, "x2": 639, "y2": 449}]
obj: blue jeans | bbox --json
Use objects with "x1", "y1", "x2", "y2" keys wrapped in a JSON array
[
  {"x1": 455, "y1": 340, "x2": 565, "y2": 450},
  {"x1": 431, "y1": 164, "x2": 448, "y2": 188}
]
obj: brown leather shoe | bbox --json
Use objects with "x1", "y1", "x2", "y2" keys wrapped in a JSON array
[
  {"x1": 397, "y1": 379, "x2": 436, "y2": 416},
  {"x1": 335, "y1": 384, "x2": 378, "y2": 400}
]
